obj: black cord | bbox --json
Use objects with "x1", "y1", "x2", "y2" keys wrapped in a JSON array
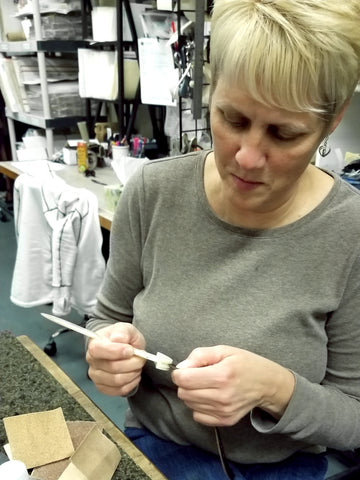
[{"x1": 214, "y1": 426, "x2": 235, "y2": 480}]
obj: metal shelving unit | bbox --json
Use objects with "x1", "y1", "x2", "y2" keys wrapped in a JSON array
[
  {"x1": 0, "y1": 1, "x2": 212, "y2": 160},
  {"x1": 0, "y1": 0, "x2": 87, "y2": 161},
  {"x1": 0, "y1": 40, "x2": 87, "y2": 55},
  {"x1": 82, "y1": 0, "x2": 140, "y2": 142},
  {"x1": 5, "y1": 110, "x2": 85, "y2": 129},
  {"x1": 176, "y1": 0, "x2": 211, "y2": 151}
]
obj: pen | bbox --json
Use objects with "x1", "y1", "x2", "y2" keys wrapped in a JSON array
[
  {"x1": 91, "y1": 179, "x2": 108, "y2": 185},
  {"x1": 171, "y1": 20, "x2": 178, "y2": 50}
]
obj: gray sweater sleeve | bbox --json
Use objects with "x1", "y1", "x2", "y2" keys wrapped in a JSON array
[{"x1": 252, "y1": 251, "x2": 360, "y2": 450}]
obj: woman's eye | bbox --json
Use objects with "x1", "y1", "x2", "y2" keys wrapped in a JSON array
[
  {"x1": 268, "y1": 126, "x2": 299, "y2": 142},
  {"x1": 224, "y1": 114, "x2": 249, "y2": 129},
  {"x1": 276, "y1": 133, "x2": 296, "y2": 142}
]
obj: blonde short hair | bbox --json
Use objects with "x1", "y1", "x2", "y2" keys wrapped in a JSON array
[{"x1": 210, "y1": 0, "x2": 360, "y2": 119}]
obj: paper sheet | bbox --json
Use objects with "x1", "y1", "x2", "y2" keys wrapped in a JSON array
[
  {"x1": 3, "y1": 408, "x2": 74, "y2": 469},
  {"x1": 138, "y1": 37, "x2": 178, "y2": 106},
  {"x1": 78, "y1": 49, "x2": 118, "y2": 101},
  {"x1": 58, "y1": 425, "x2": 121, "y2": 480},
  {"x1": 157, "y1": 0, "x2": 173, "y2": 10}
]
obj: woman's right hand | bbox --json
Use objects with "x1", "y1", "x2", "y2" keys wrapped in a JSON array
[{"x1": 86, "y1": 322, "x2": 146, "y2": 397}]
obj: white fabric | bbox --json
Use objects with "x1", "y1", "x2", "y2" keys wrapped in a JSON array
[{"x1": 11, "y1": 172, "x2": 106, "y2": 316}]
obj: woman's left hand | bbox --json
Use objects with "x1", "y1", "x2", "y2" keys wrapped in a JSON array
[{"x1": 172, "y1": 345, "x2": 295, "y2": 427}]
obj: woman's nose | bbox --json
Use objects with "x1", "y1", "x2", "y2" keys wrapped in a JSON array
[{"x1": 235, "y1": 130, "x2": 266, "y2": 169}]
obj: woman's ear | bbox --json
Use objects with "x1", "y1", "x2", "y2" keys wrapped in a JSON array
[{"x1": 330, "y1": 99, "x2": 351, "y2": 134}]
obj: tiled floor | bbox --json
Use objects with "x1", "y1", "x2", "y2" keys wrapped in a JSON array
[{"x1": 0, "y1": 205, "x2": 353, "y2": 479}]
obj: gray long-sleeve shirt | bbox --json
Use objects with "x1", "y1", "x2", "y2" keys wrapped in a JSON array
[{"x1": 88, "y1": 150, "x2": 360, "y2": 463}]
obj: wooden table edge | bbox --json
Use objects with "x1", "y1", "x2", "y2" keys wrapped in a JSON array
[
  {"x1": 99, "y1": 213, "x2": 112, "y2": 231},
  {"x1": 0, "y1": 162, "x2": 20, "y2": 180},
  {"x1": 17, "y1": 335, "x2": 166, "y2": 480}
]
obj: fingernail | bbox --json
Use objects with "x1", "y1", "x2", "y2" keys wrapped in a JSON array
[{"x1": 176, "y1": 360, "x2": 191, "y2": 369}]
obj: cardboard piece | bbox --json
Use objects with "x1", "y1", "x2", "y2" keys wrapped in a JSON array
[
  {"x1": 31, "y1": 421, "x2": 96, "y2": 480},
  {"x1": 58, "y1": 425, "x2": 121, "y2": 480},
  {"x1": 3, "y1": 408, "x2": 74, "y2": 469}
]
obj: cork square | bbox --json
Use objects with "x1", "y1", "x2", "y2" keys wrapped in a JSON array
[{"x1": 3, "y1": 408, "x2": 74, "y2": 469}]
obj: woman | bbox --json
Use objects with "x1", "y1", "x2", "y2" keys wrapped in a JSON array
[{"x1": 86, "y1": 1, "x2": 360, "y2": 478}]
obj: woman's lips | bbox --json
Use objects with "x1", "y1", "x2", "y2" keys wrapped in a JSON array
[{"x1": 232, "y1": 174, "x2": 263, "y2": 191}]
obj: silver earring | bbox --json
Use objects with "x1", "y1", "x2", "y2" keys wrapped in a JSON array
[{"x1": 319, "y1": 136, "x2": 331, "y2": 157}]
